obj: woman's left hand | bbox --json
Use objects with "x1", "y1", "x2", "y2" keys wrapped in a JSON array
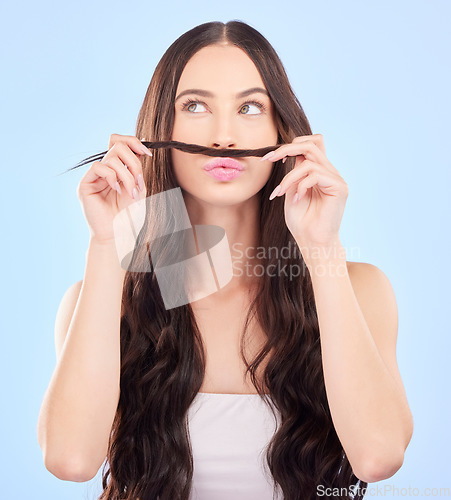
[{"x1": 262, "y1": 134, "x2": 349, "y2": 248}]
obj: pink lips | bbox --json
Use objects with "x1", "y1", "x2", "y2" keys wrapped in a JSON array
[
  {"x1": 203, "y1": 157, "x2": 245, "y2": 181},
  {"x1": 204, "y1": 158, "x2": 244, "y2": 171}
]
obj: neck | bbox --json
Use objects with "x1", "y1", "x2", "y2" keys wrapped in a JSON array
[{"x1": 183, "y1": 190, "x2": 262, "y2": 299}]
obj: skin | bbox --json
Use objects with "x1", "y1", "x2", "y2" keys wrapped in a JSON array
[
  {"x1": 50, "y1": 39, "x2": 410, "y2": 482},
  {"x1": 171, "y1": 43, "x2": 278, "y2": 298},
  {"x1": 169, "y1": 43, "x2": 413, "y2": 481}
]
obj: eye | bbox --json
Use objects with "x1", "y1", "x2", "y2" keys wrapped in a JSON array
[
  {"x1": 181, "y1": 99, "x2": 207, "y2": 113},
  {"x1": 240, "y1": 101, "x2": 264, "y2": 115},
  {"x1": 180, "y1": 98, "x2": 266, "y2": 115}
]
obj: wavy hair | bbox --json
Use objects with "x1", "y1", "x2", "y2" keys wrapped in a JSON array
[{"x1": 72, "y1": 20, "x2": 367, "y2": 500}]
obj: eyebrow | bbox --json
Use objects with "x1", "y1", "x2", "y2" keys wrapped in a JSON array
[{"x1": 175, "y1": 87, "x2": 269, "y2": 102}]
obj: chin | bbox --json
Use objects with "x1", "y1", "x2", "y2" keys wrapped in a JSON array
[{"x1": 182, "y1": 186, "x2": 255, "y2": 207}]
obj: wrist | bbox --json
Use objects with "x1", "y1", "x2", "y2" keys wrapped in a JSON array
[
  {"x1": 87, "y1": 238, "x2": 127, "y2": 278},
  {"x1": 89, "y1": 236, "x2": 117, "y2": 248},
  {"x1": 296, "y1": 239, "x2": 347, "y2": 276}
]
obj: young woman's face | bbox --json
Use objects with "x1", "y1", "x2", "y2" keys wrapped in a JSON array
[{"x1": 171, "y1": 44, "x2": 278, "y2": 207}]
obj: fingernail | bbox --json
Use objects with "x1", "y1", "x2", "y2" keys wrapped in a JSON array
[
  {"x1": 114, "y1": 182, "x2": 122, "y2": 195},
  {"x1": 293, "y1": 193, "x2": 299, "y2": 204},
  {"x1": 269, "y1": 185, "x2": 281, "y2": 201},
  {"x1": 137, "y1": 174, "x2": 145, "y2": 192},
  {"x1": 140, "y1": 145, "x2": 153, "y2": 157},
  {"x1": 260, "y1": 151, "x2": 275, "y2": 162},
  {"x1": 282, "y1": 157, "x2": 287, "y2": 164},
  {"x1": 132, "y1": 187, "x2": 139, "y2": 200}
]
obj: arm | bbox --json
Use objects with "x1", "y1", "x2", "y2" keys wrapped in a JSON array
[
  {"x1": 37, "y1": 239, "x2": 126, "y2": 482},
  {"x1": 261, "y1": 133, "x2": 413, "y2": 483},
  {"x1": 302, "y1": 244, "x2": 413, "y2": 483}
]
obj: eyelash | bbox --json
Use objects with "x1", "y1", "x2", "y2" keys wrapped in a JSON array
[{"x1": 180, "y1": 98, "x2": 266, "y2": 114}]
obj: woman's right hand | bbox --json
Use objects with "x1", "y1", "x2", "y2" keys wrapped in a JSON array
[{"x1": 77, "y1": 134, "x2": 152, "y2": 244}]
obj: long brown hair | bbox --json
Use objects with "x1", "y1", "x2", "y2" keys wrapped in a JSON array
[{"x1": 74, "y1": 20, "x2": 367, "y2": 500}]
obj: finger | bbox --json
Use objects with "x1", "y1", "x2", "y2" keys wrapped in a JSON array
[
  {"x1": 273, "y1": 160, "x2": 340, "y2": 198},
  {"x1": 103, "y1": 156, "x2": 139, "y2": 200},
  {"x1": 292, "y1": 133, "x2": 326, "y2": 155},
  {"x1": 82, "y1": 162, "x2": 122, "y2": 194},
  {"x1": 293, "y1": 172, "x2": 321, "y2": 203},
  {"x1": 261, "y1": 141, "x2": 320, "y2": 163},
  {"x1": 262, "y1": 138, "x2": 339, "y2": 176},
  {"x1": 292, "y1": 135, "x2": 340, "y2": 176},
  {"x1": 108, "y1": 133, "x2": 152, "y2": 157},
  {"x1": 268, "y1": 141, "x2": 331, "y2": 169},
  {"x1": 294, "y1": 171, "x2": 346, "y2": 203},
  {"x1": 105, "y1": 142, "x2": 145, "y2": 188}
]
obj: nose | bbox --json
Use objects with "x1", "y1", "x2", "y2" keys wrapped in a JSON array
[
  {"x1": 209, "y1": 115, "x2": 236, "y2": 149},
  {"x1": 211, "y1": 139, "x2": 235, "y2": 149}
]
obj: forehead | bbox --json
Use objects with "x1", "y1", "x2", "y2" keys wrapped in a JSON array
[{"x1": 176, "y1": 44, "x2": 266, "y2": 95}]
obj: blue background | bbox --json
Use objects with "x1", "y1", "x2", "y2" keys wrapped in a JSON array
[{"x1": 1, "y1": 0, "x2": 449, "y2": 498}]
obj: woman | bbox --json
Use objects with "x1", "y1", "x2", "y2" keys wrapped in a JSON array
[{"x1": 37, "y1": 20, "x2": 413, "y2": 500}]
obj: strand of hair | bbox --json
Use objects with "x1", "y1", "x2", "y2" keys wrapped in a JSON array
[{"x1": 66, "y1": 140, "x2": 285, "y2": 172}]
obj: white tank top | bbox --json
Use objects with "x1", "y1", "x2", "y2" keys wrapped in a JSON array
[{"x1": 187, "y1": 392, "x2": 283, "y2": 500}]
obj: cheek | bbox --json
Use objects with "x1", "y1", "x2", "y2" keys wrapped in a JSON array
[
  {"x1": 246, "y1": 120, "x2": 278, "y2": 146},
  {"x1": 171, "y1": 148, "x2": 196, "y2": 187},
  {"x1": 171, "y1": 115, "x2": 182, "y2": 140},
  {"x1": 171, "y1": 111, "x2": 189, "y2": 140},
  {"x1": 171, "y1": 149, "x2": 183, "y2": 177},
  {"x1": 172, "y1": 113, "x2": 204, "y2": 142},
  {"x1": 242, "y1": 160, "x2": 274, "y2": 191}
]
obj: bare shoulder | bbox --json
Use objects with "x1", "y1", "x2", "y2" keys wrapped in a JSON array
[
  {"x1": 345, "y1": 261, "x2": 397, "y2": 318},
  {"x1": 346, "y1": 260, "x2": 379, "y2": 274},
  {"x1": 54, "y1": 280, "x2": 84, "y2": 363},
  {"x1": 346, "y1": 261, "x2": 394, "y2": 293},
  {"x1": 345, "y1": 261, "x2": 402, "y2": 381}
]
